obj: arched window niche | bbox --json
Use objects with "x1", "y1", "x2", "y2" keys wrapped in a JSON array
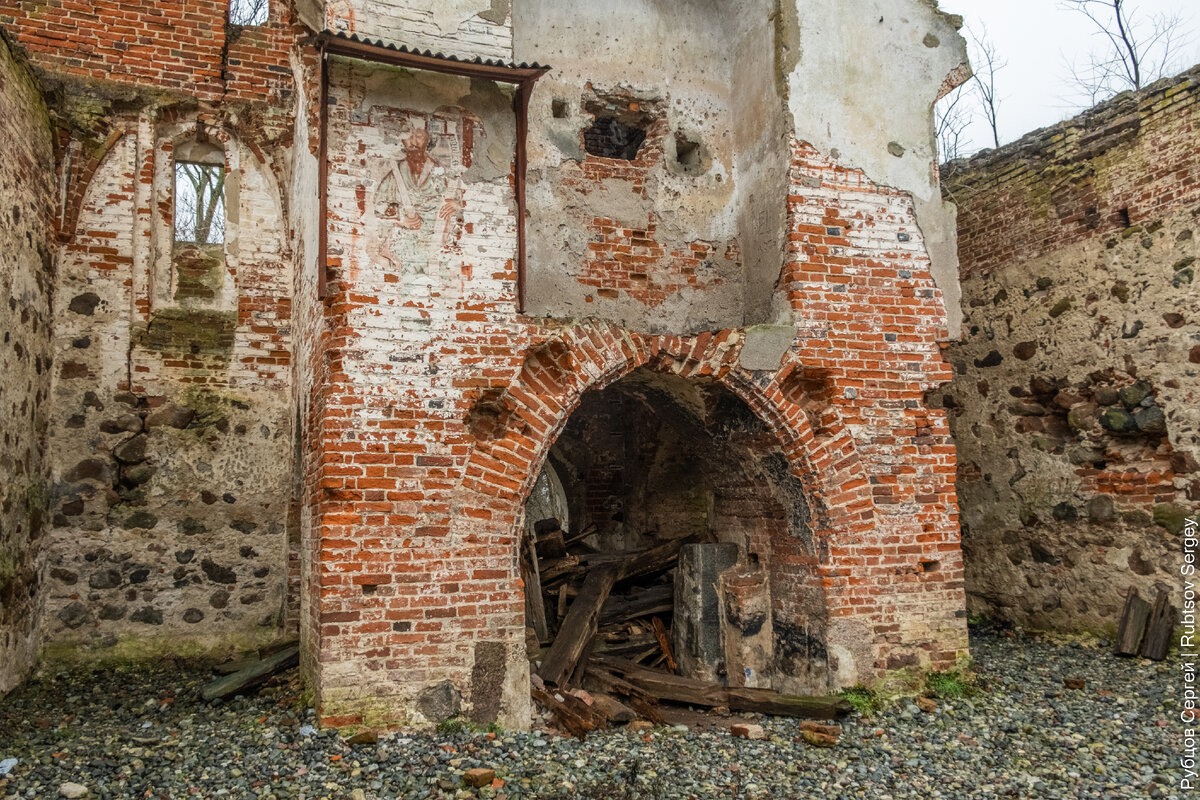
[{"x1": 151, "y1": 122, "x2": 242, "y2": 312}]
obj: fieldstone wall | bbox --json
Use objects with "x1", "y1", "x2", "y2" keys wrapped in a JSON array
[
  {"x1": 0, "y1": 33, "x2": 55, "y2": 693},
  {"x1": 42, "y1": 119, "x2": 296, "y2": 650},
  {"x1": 941, "y1": 67, "x2": 1200, "y2": 631}
]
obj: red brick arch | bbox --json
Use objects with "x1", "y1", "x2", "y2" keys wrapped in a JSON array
[{"x1": 459, "y1": 320, "x2": 875, "y2": 558}]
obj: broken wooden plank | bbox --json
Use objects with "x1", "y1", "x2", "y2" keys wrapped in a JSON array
[
  {"x1": 562, "y1": 522, "x2": 598, "y2": 548},
  {"x1": 213, "y1": 638, "x2": 300, "y2": 674},
  {"x1": 571, "y1": 536, "x2": 694, "y2": 584},
  {"x1": 1114, "y1": 586, "x2": 1152, "y2": 656},
  {"x1": 213, "y1": 655, "x2": 259, "y2": 676},
  {"x1": 557, "y1": 584, "x2": 572, "y2": 621},
  {"x1": 601, "y1": 584, "x2": 674, "y2": 624},
  {"x1": 1140, "y1": 588, "x2": 1177, "y2": 661},
  {"x1": 583, "y1": 665, "x2": 659, "y2": 706},
  {"x1": 538, "y1": 554, "x2": 580, "y2": 583},
  {"x1": 651, "y1": 616, "x2": 677, "y2": 674},
  {"x1": 531, "y1": 687, "x2": 600, "y2": 739},
  {"x1": 589, "y1": 691, "x2": 636, "y2": 724},
  {"x1": 539, "y1": 564, "x2": 619, "y2": 686},
  {"x1": 535, "y1": 529, "x2": 568, "y2": 560},
  {"x1": 593, "y1": 655, "x2": 850, "y2": 719},
  {"x1": 617, "y1": 537, "x2": 692, "y2": 582},
  {"x1": 569, "y1": 637, "x2": 595, "y2": 688},
  {"x1": 520, "y1": 533, "x2": 550, "y2": 644},
  {"x1": 727, "y1": 687, "x2": 851, "y2": 719},
  {"x1": 201, "y1": 645, "x2": 299, "y2": 701},
  {"x1": 582, "y1": 666, "x2": 666, "y2": 725},
  {"x1": 592, "y1": 655, "x2": 725, "y2": 706}
]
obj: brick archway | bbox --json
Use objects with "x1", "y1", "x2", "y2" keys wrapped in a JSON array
[{"x1": 460, "y1": 321, "x2": 874, "y2": 553}]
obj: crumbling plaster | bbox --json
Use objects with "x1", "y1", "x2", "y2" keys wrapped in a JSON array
[
  {"x1": 325, "y1": 0, "x2": 513, "y2": 62},
  {"x1": 42, "y1": 114, "x2": 297, "y2": 649},
  {"x1": 513, "y1": 0, "x2": 968, "y2": 336},
  {"x1": 783, "y1": 0, "x2": 969, "y2": 336},
  {"x1": 515, "y1": 0, "x2": 777, "y2": 332}
]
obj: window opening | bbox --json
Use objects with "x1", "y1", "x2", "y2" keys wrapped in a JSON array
[
  {"x1": 174, "y1": 162, "x2": 226, "y2": 245},
  {"x1": 229, "y1": 0, "x2": 268, "y2": 26}
]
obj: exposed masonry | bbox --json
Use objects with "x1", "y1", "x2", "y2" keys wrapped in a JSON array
[
  {"x1": 941, "y1": 66, "x2": 1200, "y2": 631},
  {"x1": 0, "y1": 33, "x2": 56, "y2": 694},
  {"x1": 0, "y1": 0, "x2": 970, "y2": 730}
]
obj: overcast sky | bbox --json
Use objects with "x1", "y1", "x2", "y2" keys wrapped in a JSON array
[{"x1": 936, "y1": 0, "x2": 1200, "y2": 154}]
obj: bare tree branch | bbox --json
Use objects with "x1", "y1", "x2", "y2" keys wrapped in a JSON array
[
  {"x1": 968, "y1": 25, "x2": 1006, "y2": 150},
  {"x1": 229, "y1": 0, "x2": 269, "y2": 26},
  {"x1": 935, "y1": 84, "x2": 972, "y2": 162},
  {"x1": 175, "y1": 162, "x2": 226, "y2": 245},
  {"x1": 1060, "y1": 0, "x2": 1187, "y2": 103}
]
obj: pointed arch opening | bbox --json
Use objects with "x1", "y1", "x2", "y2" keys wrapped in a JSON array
[{"x1": 521, "y1": 365, "x2": 833, "y2": 695}]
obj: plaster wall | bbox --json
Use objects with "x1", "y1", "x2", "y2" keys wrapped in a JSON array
[
  {"x1": 783, "y1": 0, "x2": 968, "y2": 336},
  {"x1": 515, "y1": 0, "x2": 787, "y2": 333},
  {"x1": 326, "y1": 0, "x2": 513, "y2": 61}
]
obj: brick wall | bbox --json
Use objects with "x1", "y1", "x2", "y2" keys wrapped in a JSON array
[
  {"x1": 0, "y1": 33, "x2": 55, "y2": 694},
  {"x1": 0, "y1": 0, "x2": 969, "y2": 724},
  {"x1": 942, "y1": 67, "x2": 1200, "y2": 630},
  {"x1": 780, "y1": 140, "x2": 966, "y2": 677},
  {"x1": 304, "y1": 52, "x2": 966, "y2": 729},
  {"x1": 946, "y1": 66, "x2": 1200, "y2": 280},
  {"x1": 0, "y1": 0, "x2": 297, "y2": 104}
]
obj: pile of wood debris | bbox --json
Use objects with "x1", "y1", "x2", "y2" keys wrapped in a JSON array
[{"x1": 521, "y1": 518, "x2": 850, "y2": 738}]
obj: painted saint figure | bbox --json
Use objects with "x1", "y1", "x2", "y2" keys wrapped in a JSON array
[{"x1": 372, "y1": 126, "x2": 464, "y2": 274}]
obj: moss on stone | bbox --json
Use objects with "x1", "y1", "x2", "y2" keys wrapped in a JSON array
[
  {"x1": 1048, "y1": 297, "x2": 1073, "y2": 318},
  {"x1": 133, "y1": 309, "x2": 236, "y2": 357},
  {"x1": 40, "y1": 627, "x2": 283, "y2": 667},
  {"x1": 1153, "y1": 503, "x2": 1188, "y2": 535}
]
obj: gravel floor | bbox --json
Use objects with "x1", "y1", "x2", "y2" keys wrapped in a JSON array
[{"x1": 0, "y1": 627, "x2": 1186, "y2": 799}]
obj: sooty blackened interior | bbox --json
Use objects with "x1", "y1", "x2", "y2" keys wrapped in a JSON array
[{"x1": 521, "y1": 368, "x2": 832, "y2": 705}]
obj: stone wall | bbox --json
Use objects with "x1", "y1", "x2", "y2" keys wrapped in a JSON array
[
  {"x1": 2, "y1": 0, "x2": 974, "y2": 728},
  {"x1": 0, "y1": 33, "x2": 55, "y2": 693},
  {"x1": 0, "y1": 3, "x2": 305, "y2": 658},
  {"x1": 941, "y1": 67, "x2": 1200, "y2": 630},
  {"x1": 42, "y1": 115, "x2": 297, "y2": 649}
]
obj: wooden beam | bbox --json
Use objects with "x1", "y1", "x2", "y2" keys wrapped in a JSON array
[
  {"x1": 520, "y1": 532, "x2": 549, "y2": 643},
  {"x1": 1140, "y1": 588, "x2": 1177, "y2": 661},
  {"x1": 1114, "y1": 586, "x2": 1152, "y2": 656},
  {"x1": 201, "y1": 645, "x2": 299, "y2": 701},
  {"x1": 317, "y1": 33, "x2": 550, "y2": 85},
  {"x1": 539, "y1": 565, "x2": 619, "y2": 687},
  {"x1": 593, "y1": 655, "x2": 851, "y2": 720}
]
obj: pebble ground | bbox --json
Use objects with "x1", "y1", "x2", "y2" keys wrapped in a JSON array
[{"x1": 0, "y1": 627, "x2": 1186, "y2": 799}]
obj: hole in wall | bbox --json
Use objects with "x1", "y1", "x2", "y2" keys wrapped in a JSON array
[
  {"x1": 551, "y1": 98, "x2": 568, "y2": 119},
  {"x1": 1117, "y1": 208, "x2": 1131, "y2": 228},
  {"x1": 583, "y1": 116, "x2": 647, "y2": 160},
  {"x1": 675, "y1": 133, "x2": 701, "y2": 168},
  {"x1": 580, "y1": 94, "x2": 660, "y2": 161},
  {"x1": 920, "y1": 559, "x2": 940, "y2": 573}
]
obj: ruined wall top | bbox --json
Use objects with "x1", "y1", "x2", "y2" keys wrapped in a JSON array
[
  {"x1": 0, "y1": 0, "x2": 299, "y2": 104},
  {"x1": 943, "y1": 64, "x2": 1200, "y2": 279}
]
